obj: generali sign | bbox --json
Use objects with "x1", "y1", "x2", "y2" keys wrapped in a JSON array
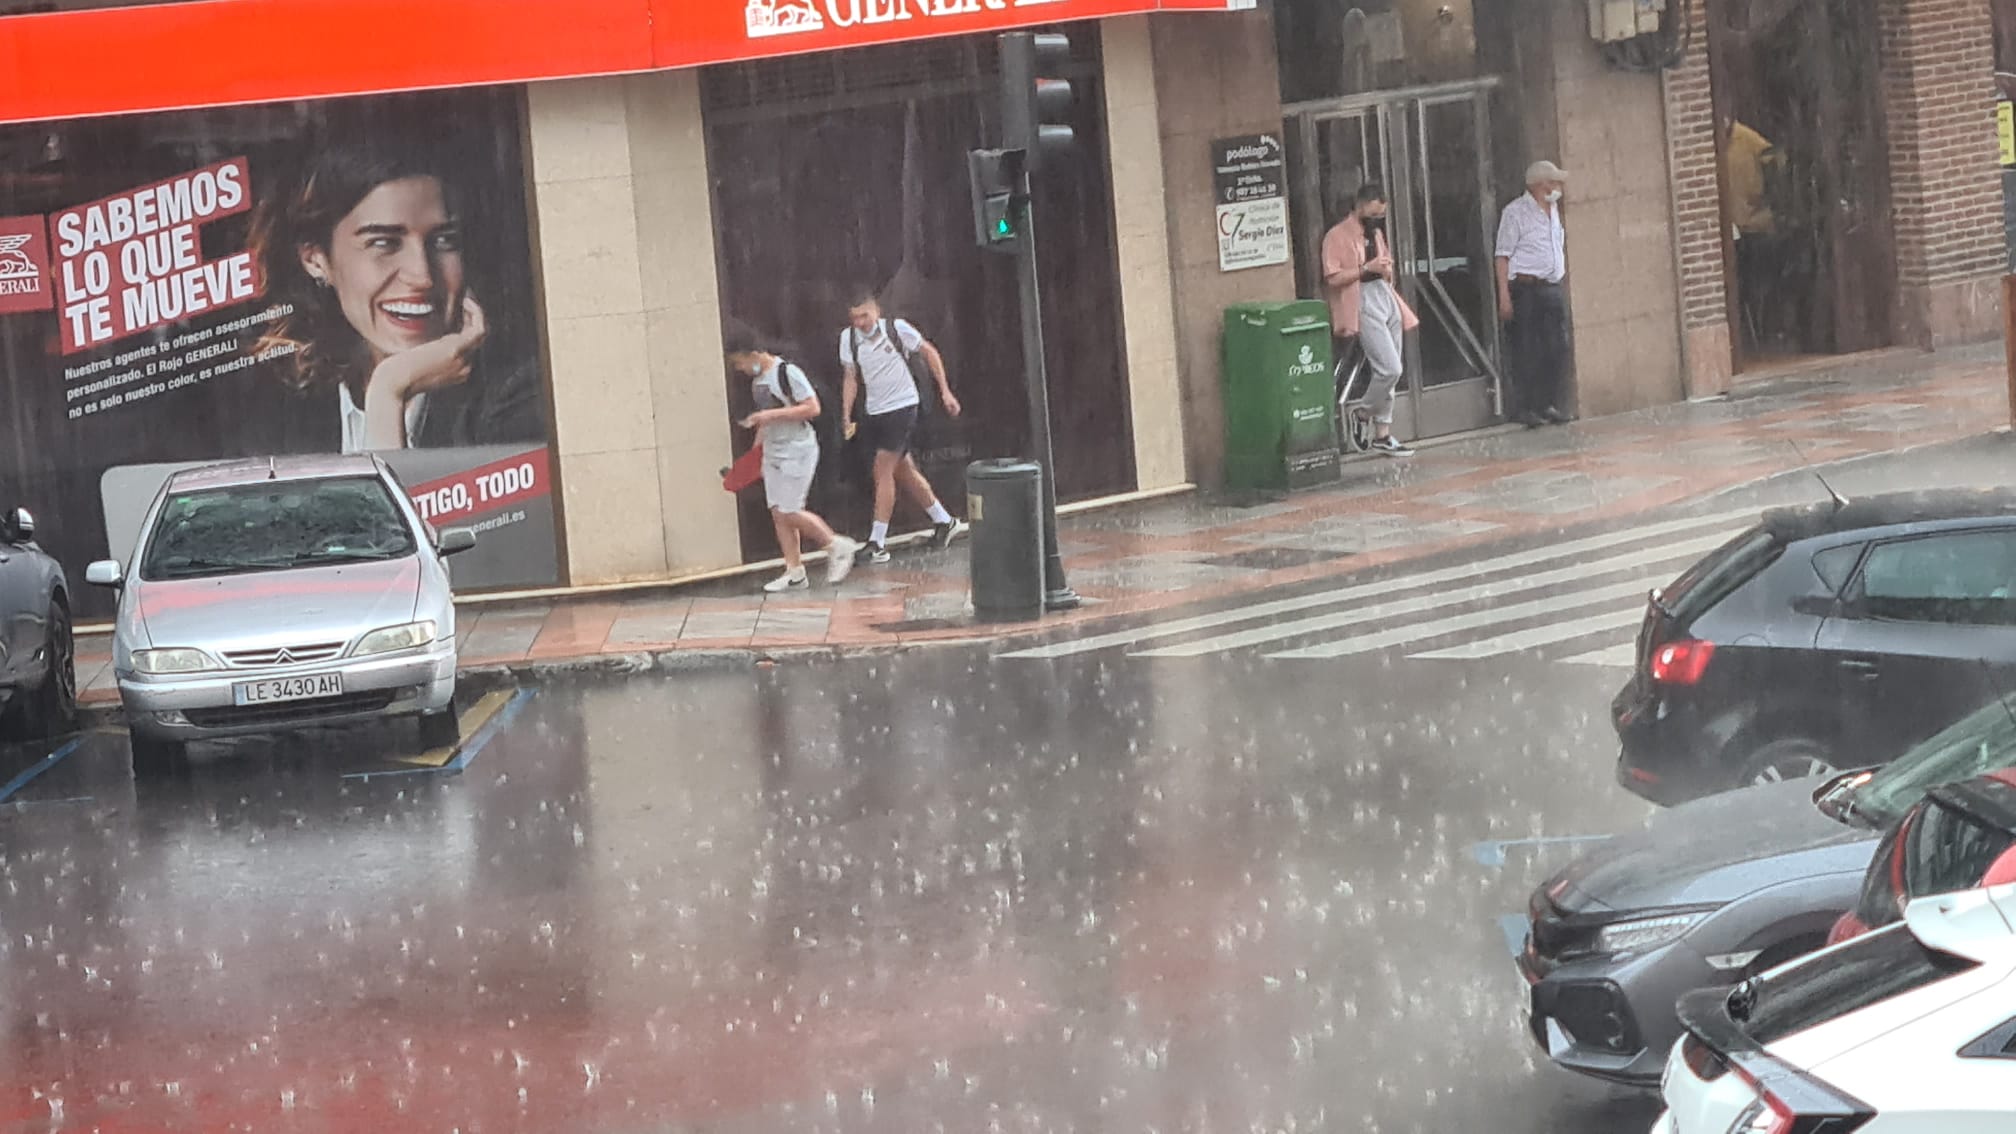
[
  {"x1": 680, "y1": 0, "x2": 1253, "y2": 65},
  {"x1": 0, "y1": 0, "x2": 1255, "y2": 127}
]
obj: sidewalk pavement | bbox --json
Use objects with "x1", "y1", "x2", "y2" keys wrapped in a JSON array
[{"x1": 73, "y1": 343, "x2": 2014, "y2": 706}]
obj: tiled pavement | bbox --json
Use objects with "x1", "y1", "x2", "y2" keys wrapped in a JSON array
[{"x1": 73, "y1": 343, "x2": 2013, "y2": 704}]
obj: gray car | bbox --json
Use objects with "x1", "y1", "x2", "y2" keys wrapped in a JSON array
[
  {"x1": 86, "y1": 454, "x2": 476, "y2": 774},
  {"x1": 1516, "y1": 696, "x2": 2016, "y2": 1086}
]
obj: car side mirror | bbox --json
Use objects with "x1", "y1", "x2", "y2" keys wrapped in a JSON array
[
  {"x1": 1812, "y1": 766, "x2": 1877, "y2": 811},
  {"x1": 1791, "y1": 594, "x2": 1836, "y2": 618},
  {"x1": 5, "y1": 507, "x2": 32, "y2": 541},
  {"x1": 84, "y1": 560, "x2": 124, "y2": 588},
  {"x1": 437, "y1": 527, "x2": 477, "y2": 557}
]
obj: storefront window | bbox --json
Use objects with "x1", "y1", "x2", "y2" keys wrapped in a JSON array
[
  {"x1": 701, "y1": 28, "x2": 1133, "y2": 561},
  {"x1": 0, "y1": 87, "x2": 562, "y2": 617},
  {"x1": 1275, "y1": 0, "x2": 1482, "y2": 105}
]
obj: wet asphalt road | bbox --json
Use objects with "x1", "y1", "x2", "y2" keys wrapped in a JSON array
[
  {"x1": 0, "y1": 630, "x2": 1665, "y2": 1132},
  {"x1": 41, "y1": 436, "x2": 2011, "y2": 1132}
]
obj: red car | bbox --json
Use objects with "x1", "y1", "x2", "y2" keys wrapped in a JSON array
[{"x1": 1827, "y1": 767, "x2": 2016, "y2": 944}]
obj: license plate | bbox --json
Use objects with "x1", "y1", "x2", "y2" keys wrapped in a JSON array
[{"x1": 233, "y1": 673, "x2": 344, "y2": 706}]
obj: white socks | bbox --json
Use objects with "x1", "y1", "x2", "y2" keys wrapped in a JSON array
[
  {"x1": 926, "y1": 502, "x2": 953, "y2": 525},
  {"x1": 870, "y1": 521, "x2": 890, "y2": 546}
]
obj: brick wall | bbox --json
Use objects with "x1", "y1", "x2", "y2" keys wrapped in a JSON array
[
  {"x1": 1660, "y1": 0, "x2": 1732, "y2": 395},
  {"x1": 1662, "y1": 0, "x2": 1726, "y2": 334},
  {"x1": 1880, "y1": 0, "x2": 2005, "y2": 295}
]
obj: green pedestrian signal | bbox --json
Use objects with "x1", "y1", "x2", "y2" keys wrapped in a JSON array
[{"x1": 967, "y1": 147, "x2": 1027, "y2": 254}]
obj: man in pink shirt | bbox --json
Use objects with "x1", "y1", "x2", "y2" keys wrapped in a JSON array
[{"x1": 1322, "y1": 183, "x2": 1418, "y2": 457}]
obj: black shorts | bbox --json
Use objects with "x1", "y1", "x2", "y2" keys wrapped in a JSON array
[{"x1": 862, "y1": 405, "x2": 920, "y2": 455}]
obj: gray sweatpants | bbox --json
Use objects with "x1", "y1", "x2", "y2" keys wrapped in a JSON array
[{"x1": 1359, "y1": 279, "x2": 1405, "y2": 426}]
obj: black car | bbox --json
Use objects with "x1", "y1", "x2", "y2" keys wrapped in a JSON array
[
  {"x1": 0, "y1": 505, "x2": 75, "y2": 741},
  {"x1": 1613, "y1": 488, "x2": 2016, "y2": 805}
]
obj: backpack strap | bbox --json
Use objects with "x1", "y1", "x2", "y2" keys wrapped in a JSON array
[
  {"x1": 774, "y1": 359, "x2": 798, "y2": 406},
  {"x1": 884, "y1": 317, "x2": 911, "y2": 360}
]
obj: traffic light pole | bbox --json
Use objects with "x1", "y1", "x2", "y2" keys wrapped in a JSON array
[
  {"x1": 996, "y1": 30, "x2": 1079, "y2": 612},
  {"x1": 1011, "y1": 194, "x2": 1078, "y2": 612}
]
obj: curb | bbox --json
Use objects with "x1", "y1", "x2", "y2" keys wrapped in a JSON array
[{"x1": 70, "y1": 639, "x2": 959, "y2": 724}]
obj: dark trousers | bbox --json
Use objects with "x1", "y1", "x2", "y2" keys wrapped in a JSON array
[{"x1": 1507, "y1": 279, "x2": 1570, "y2": 420}]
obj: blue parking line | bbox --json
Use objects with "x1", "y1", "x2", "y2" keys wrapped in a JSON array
[
  {"x1": 1498, "y1": 914, "x2": 1529, "y2": 958},
  {"x1": 344, "y1": 689, "x2": 532, "y2": 781},
  {"x1": 1470, "y1": 834, "x2": 1613, "y2": 868},
  {"x1": 7, "y1": 795, "x2": 94, "y2": 810},
  {"x1": 0, "y1": 736, "x2": 86, "y2": 805}
]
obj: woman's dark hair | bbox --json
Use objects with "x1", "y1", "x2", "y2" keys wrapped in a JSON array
[{"x1": 246, "y1": 131, "x2": 466, "y2": 397}]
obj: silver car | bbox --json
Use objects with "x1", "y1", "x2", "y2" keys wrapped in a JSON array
[
  {"x1": 86, "y1": 454, "x2": 476, "y2": 774},
  {"x1": 1517, "y1": 696, "x2": 2016, "y2": 1086}
]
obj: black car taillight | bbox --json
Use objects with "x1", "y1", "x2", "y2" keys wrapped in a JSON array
[{"x1": 1649, "y1": 639, "x2": 1715, "y2": 685}]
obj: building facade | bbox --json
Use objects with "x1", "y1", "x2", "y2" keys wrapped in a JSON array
[{"x1": 0, "y1": 0, "x2": 2002, "y2": 614}]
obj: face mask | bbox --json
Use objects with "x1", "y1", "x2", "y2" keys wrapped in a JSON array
[
  {"x1": 1364, "y1": 215, "x2": 1386, "y2": 230},
  {"x1": 1546, "y1": 189, "x2": 1563, "y2": 204}
]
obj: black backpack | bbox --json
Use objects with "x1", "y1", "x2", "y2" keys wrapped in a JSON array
[
  {"x1": 774, "y1": 358, "x2": 846, "y2": 480},
  {"x1": 848, "y1": 316, "x2": 935, "y2": 421}
]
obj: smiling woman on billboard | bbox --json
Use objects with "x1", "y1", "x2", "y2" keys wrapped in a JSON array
[{"x1": 246, "y1": 132, "x2": 544, "y2": 453}]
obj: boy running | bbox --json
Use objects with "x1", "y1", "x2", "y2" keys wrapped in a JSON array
[{"x1": 839, "y1": 290, "x2": 964, "y2": 563}]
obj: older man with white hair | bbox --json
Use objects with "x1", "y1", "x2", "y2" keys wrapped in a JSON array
[{"x1": 1495, "y1": 160, "x2": 1572, "y2": 427}]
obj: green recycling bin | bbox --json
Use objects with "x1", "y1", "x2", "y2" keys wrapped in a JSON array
[{"x1": 1222, "y1": 300, "x2": 1341, "y2": 493}]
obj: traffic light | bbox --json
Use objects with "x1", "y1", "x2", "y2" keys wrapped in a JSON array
[
  {"x1": 967, "y1": 146, "x2": 1027, "y2": 252},
  {"x1": 999, "y1": 31, "x2": 1076, "y2": 173}
]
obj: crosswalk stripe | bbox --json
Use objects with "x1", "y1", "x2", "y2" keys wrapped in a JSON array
[
  {"x1": 1560, "y1": 643, "x2": 1640, "y2": 668},
  {"x1": 998, "y1": 508, "x2": 1756, "y2": 660},
  {"x1": 1128, "y1": 534, "x2": 1723, "y2": 660},
  {"x1": 1262, "y1": 577, "x2": 1661, "y2": 660},
  {"x1": 1409, "y1": 603, "x2": 1644, "y2": 660}
]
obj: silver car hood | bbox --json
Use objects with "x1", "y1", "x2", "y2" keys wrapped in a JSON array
[
  {"x1": 1549, "y1": 778, "x2": 1879, "y2": 914},
  {"x1": 132, "y1": 557, "x2": 424, "y2": 653}
]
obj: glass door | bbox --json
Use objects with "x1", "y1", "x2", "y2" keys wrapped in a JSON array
[
  {"x1": 1404, "y1": 91, "x2": 1502, "y2": 435},
  {"x1": 1285, "y1": 80, "x2": 1503, "y2": 442}
]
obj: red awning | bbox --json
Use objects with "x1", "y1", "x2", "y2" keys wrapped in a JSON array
[{"x1": 0, "y1": 0, "x2": 1252, "y2": 127}]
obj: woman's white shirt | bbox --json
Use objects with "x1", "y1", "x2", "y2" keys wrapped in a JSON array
[{"x1": 339, "y1": 384, "x2": 429, "y2": 453}]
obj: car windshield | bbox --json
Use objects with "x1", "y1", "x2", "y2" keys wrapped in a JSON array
[
  {"x1": 1848, "y1": 700, "x2": 2016, "y2": 826},
  {"x1": 140, "y1": 475, "x2": 417, "y2": 581},
  {"x1": 1905, "y1": 795, "x2": 2016, "y2": 899}
]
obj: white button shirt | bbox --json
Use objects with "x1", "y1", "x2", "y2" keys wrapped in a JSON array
[
  {"x1": 339, "y1": 383, "x2": 428, "y2": 453},
  {"x1": 1495, "y1": 194, "x2": 1566, "y2": 283}
]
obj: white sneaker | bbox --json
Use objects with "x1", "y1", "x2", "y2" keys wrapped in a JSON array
[
  {"x1": 827, "y1": 537, "x2": 860, "y2": 585},
  {"x1": 763, "y1": 569, "x2": 809, "y2": 593}
]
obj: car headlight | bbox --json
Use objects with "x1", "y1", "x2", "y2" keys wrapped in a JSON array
[
  {"x1": 131, "y1": 647, "x2": 220, "y2": 675},
  {"x1": 352, "y1": 621, "x2": 438, "y2": 657},
  {"x1": 1593, "y1": 911, "x2": 1711, "y2": 956}
]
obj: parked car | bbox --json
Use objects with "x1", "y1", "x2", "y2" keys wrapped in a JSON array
[
  {"x1": 0, "y1": 504, "x2": 76, "y2": 740},
  {"x1": 1520, "y1": 694, "x2": 2016, "y2": 1086},
  {"x1": 1614, "y1": 488, "x2": 2016, "y2": 805},
  {"x1": 1827, "y1": 769, "x2": 2016, "y2": 946},
  {"x1": 1653, "y1": 882, "x2": 2016, "y2": 1134},
  {"x1": 87, "y1": 455, "x2": 477, "y2": 774}
]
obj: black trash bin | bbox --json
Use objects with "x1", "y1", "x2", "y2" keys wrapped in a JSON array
[{"x1": 965, "y1": 459, "x2": 1044, "y2": 622}]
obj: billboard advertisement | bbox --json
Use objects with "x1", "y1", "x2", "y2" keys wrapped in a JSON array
[{"x1": 0, "y1": 87, "x2": 558, "y2": 618}]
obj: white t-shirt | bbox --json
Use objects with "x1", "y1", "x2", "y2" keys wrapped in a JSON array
[
  {"x1": 339, "y1": 384, "x2": 428, "y2": 453},
  {"x1": 838, "y1": 318, "x2": 925, "y2": 416},
  {"x1": 752, "y1": 360, "x2": 819, "y2": 460}
]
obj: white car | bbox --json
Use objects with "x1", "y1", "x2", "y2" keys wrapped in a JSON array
[{"x1": 1654, "y1": 881, "x2": 2016, "y2": 1134}]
